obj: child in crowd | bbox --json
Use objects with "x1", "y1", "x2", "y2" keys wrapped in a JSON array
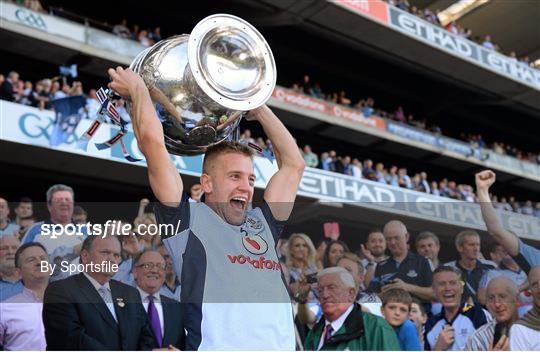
[
  {"x1": 380, "y1": 288, "x2": 422, "y2": 351},
  {"x1": 409, "y1": 298, "x2": 428, "y2": 347}
]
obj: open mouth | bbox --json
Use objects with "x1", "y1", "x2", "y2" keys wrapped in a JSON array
[{"x1": 229, "y1": 196, "x2": 247, "y2": 211}]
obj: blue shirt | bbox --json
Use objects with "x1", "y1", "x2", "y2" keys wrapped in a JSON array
[
  {"x1": 395, "y1": 319, "x2": 422, "y2": 351},
  {"x1": 518, "y1": 239, "x2": 540, "y2": 269},
  {"x1": 0, "y1": 279, "x2": 23, "y2": 302},
  {"x1": 0, "y1": 222, "x2": 20, "y2": 237}
]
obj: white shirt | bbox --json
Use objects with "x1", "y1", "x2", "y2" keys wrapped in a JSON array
[
  {"x1": 317, "y1": 304, "x2": 354, "y2": 350},
  {"x1": 510, "y1": 323, "x2": 540, "y2": 350},
  {"x1": 137, "y1": 287, "x2": 165, "y2": 337},
  {"x1": 82, "y1": 272, "x2": 117, "y2": 321}
]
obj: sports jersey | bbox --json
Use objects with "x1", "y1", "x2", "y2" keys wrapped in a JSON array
[
  {"x1": 155, "y1": 193, "x2": 295, "y2": 350},
  {"x1": 425, "y1": 302, "x2": 488, "y2": 351},
  {"x1": 0, "y1": 221, "x2": 19, "y2": 237}
]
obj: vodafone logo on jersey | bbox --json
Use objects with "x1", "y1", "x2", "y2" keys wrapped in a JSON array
[{"x1": 242, "y1": 235, "x2": 268, "y2": 255}]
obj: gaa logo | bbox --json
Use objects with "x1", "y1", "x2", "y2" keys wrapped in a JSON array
[
  {"x1": 242, "y1": 235, "x2": 268, "y2": 255},
  {"x1": 15, "y1": 9, "x2": 47, "y2": 31}
]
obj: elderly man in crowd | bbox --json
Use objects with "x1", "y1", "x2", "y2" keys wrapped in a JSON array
[
  {"x1": 23, "y1": 184, "x2": 87, "y2": 281},
  {"x1": 509, "y1": 265, "x2": 540, "y2": 350},
  {"x1": 0, "y1": 198, "x2": 20, "y2": 237},
  {"x1": 0, "y1": 235, "x2": 23, "y2": 301},
  {"x1": 367, "y1": 220, "x2": 434, "y2": 305},
  {"x1": 425, "y1": 266, "x2": 489, "y2": 351},
  {"x1": 466, "y1": 276, "x2": 519, "y2": 350},
  {"x1": 0, "y1": 243, "x2": 50, "y2": 350},
  {"x1": 303, "y1": 267, "x2": 400, "y2": 350},
  {"x1": 133, "y1": 250, "x2": 185, "y2": 349}
]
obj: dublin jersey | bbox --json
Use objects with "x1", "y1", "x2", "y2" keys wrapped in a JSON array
[{"x1": 154, "y1": 193, "x2": 295, "y2": 351}]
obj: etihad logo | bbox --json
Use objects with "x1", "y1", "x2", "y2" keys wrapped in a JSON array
[{"x1": 227, "y1": 255, "x2": 281, "y2": 271}]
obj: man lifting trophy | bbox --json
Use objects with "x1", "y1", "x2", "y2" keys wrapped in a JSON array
[{"x1": 108, "y1": 14, "x2": 304, "y2": 350}]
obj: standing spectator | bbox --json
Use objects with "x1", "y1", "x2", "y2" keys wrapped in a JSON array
[
  {"x1": 240, "y1": 129, "x2": 255, "y2": 144},
  {"x1": 320, "y1": 152, "x2": 332, "y2": 171},
  {"x1": 189, "y1": 183, "x2": 203, "y2": 202},
  {"x1": 287, "y1": 233, "x2": 318, "y2": 282},
  {"x1": 360, "y1": 229, "x2": 389, "y2": 288},
  {"x1": 86, "y1": 89, "x2": 101, "y2": 118},
  {"x1": 22, "y1": 184, "x2": 87, "y2": 281},
  {"x1": 14, "y1": 197, "x2": 33, "y2": 227},
  {"x1": 337, "y1": 253, "x2": 382, "y2": 311},
  {"x1": 322, "y1": 240, "x2": 349, "y2": 268},
  {"x1": 43, "y1": 235, "x2": 155, "y2": 350},
  {"x1": 303, "y1": 267, "x2": 400, "y2": 351},
  {"x1": 0, "y1": 198, "x2": 20, "y2": 237},
  {"x1": 113, "y1": 19, "x2": 131, "y2": 39},
  {"x1": 425, "y1": 266, "x2": 489, "y2": 351},
  {"x1": 386, "y1": 166, "x2": 399, "y2": 187},
  {"x1": 466, "y1": 277, "x2": 519, "y2": 351},
  {"x1": 482, "y1": 35, "x2": 495, "y2": 50},
  {"x1": 350, "y1": 158, "x2": 362, "y2": 179},
  {"x1": 302, "y1": 75, "x2": 312, "y2": 95},
  {"x1": 138, "y1": 29, "x2": 151, "y2": 46},
  {"x1": 415, "y1": 231, "x2": 440, "y2": 270},
  {"x1": 375, "y1": 163, "x2": 386, "y2": 183},
  {"x1": 158, "y1": 244, "x2": 181, "y2": 301},
  {"x1": 302, "y1": 145, "x2": 319, "y2": 168},
  {"x1": 418, "y1": 172, "x2": 430, "y2": 193},
  {"x1": 0, "y1": 242, "x2": 49, "y2": 350},
  {"x1": 0, "y1": 235, "x2": 23, "y2": 301},
  {"x1": 409, "y1": 298, "x2": 427, "y2": 346},
  {"x1": 398, "y1": 168, "x2": 412, "y2": 189},
  {"x1": 362, "y1": 159, "x2": 376, "y2": 180},
  {"x1": 431, "y1": 181, "x2": 440, "y2": 196},
  {"x1": 149, "y1": 27, "x2": 162, "y2": 43},
  {"x1": 72, "y1": 205, "x2": 88, "y2": 224},
  {"x1": 380, "y1": 288, "x2": 422, "y2": 351},
  {"x1": 0, "y1": 71, "x2": 19, "y2": 102},
  {"x1": 367, "y1": 221, "x2": 434, "y2": 304},
  {"x1": 341, "y1": 156, "x2": 353, "y2": 176},
  {"x1": 444, "y1": 230, "x2": 495, "y2": 302},
  {"x1": 131, "y1": 24, "x2": 140, "y2": 40},
  {"x1": 509, "y1": 266, "x2": 540, "y2": 350},
  {"x1": 132, "y1": 250, "x2": 185, "y2": 349}
]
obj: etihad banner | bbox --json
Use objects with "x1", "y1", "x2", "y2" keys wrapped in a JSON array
[
  {"x1": 2, "y1": 101, "x2": 538, "y2": 241},
  {"x1": 387, "y1": 6, "x2": 540, "y2": 90},
  {"x1": 272, "y1": 87, "x2": 386, "y2": 130}
]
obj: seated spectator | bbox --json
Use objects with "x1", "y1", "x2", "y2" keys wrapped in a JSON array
[
  {"x1": 360, "y1": 229, "x2": 389, "y2": 272},
  {"x1": 397, "y1": 168, "x2": 412, "y2": 189},
  {"x1": 73, "y1": 205, "x2": 88, "y2": 224},
  {"x1": 287, "y1": 233, "x2": 319, "y2": 290},
  {"x1": 303, "y1": 267, "x2": 400, "y2": 350},
  {"x1": 444, "y1": 230, "x2": 495, "y2": 302},
  {"x1": 0, "y1": 242, "x2": 49, "y2": 350},
  {"x1": 341, "y1": 156, "x2": 353, "y2": 176},
  {"x1": 0, "y1": 198, "x2": 20, "y2": 236},
  {"x1": 362, "y1": 159, "x2": 376, "y2": 180},
  {"x1": 189, "y1": 183, "x2": 203, "y2": 202},
  {"x1": 321, "y1": 240, "x2": 349, "y2": 269},
  {"x1": 425, "y1": 266, "x2": 489, "y2": 351},
  {"x1": 466, "y1": 277, "x2": 519, "y2": 350},
  {"x1": 509, "y1": 266, "x2": 540, "y2": 350},
  {"x1": 350, "y1": 158, "x2": 362, "y2": 179},
  {"x1": 113, "y1": 19, "x2": 132, "y2": 39},
  {"x1": 418, "y1": 172, "x2": 430, "y2": 193},
  {"x1": 132, "y1": 250, "x2": 185, "y2": 349},
  {"x1": 320, "y1": 152, "x2": 332, "y2": 171},
  {"x1": 409, "y1": 298, "x2": 427, "y2": 346},
  {"x1": 302, "y1": 145, "x2": 319, "y2": 168},
  {"x1": 482, "y1": 35, "x2": 495, "y2": 50},
  {"x1": 14, "y1": 197, "x2": 33, "y2": 227},
  {"x1": 430, "y1": 181, "x2": 440, "y2": 196},
  {"x1": 375, "y1": 163, "x2": 386, "y2": 183},
  {"x1": 0, "y1": 235, "x2": 23, "y2": 301},
  {"x1": 337, "y1": 253, "x2": 381, "y2": 308},
  {"x1": 157, "y1": 244, "x2": 181, "y2": 301},
  {"x1": 380, "y1": 288, "x2": 422, "y2": 351},
  {"x1": 520, "y1": 200, "x2": 534, "y2": 216},
  {"x1": 386, "y1": 166, "x2": 398, "y2": 187},
  {"x1": 476, "y1": 170, "x2": 540, "y2": 271}
]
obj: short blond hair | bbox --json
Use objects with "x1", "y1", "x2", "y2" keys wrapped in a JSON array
[{"x1": 203, "y1": 141, "x2": 254, "y2": 174}]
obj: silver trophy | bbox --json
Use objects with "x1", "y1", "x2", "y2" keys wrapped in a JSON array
[{"x1": 128, "y1": 14, "x2": 276, "y2": 156}]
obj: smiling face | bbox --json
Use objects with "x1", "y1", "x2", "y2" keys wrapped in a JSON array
[
  {"x1": 134, "y1": 251, "x2": 166, "y2": 295},
  {"x1": 433, "y1": 270, "x2": 463, "y2": 310},
  {"x1": 328, "y1": 243, "x2": 345, "y2": 267},
  {"x1": 290, "y1": 237, "x2": 309, "y2": 263},
  {"x1": 202, "y1": 152, "x2": 255, "y2": 226},
  {"x1": 366, "y1": 231, "x2": 386, "y2": 257}
]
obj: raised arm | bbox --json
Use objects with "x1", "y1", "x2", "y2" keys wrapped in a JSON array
[
  {"x1": 247, "y1": 105, "x2": 305, "y2": 221},
  {"x1": 475, "y1": 170, "x2": 519, "y2": 256},
  {"x1": 108, "y1": 67, "x2": 183, "y2": 206}
]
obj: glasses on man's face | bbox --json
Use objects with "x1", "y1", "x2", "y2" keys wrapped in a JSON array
[{"x1": 136, "y1": 262, "x2": 168, "y2": 271}]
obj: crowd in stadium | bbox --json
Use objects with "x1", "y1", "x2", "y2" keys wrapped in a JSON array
[{"x1": 1, "y1": 170, "x2": 539, "y2": 350}]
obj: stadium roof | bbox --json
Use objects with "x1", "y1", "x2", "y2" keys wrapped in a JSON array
[{"x1": 410, "y1": 0, "x2": 540, "y2": 61}]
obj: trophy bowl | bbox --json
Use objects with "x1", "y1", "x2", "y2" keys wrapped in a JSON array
[{"x1": 127, "y1": 14, "x2": 277, "y2": 156}]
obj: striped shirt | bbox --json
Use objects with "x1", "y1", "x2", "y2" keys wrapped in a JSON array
[{"x1": 465, "y1": 320, "x2": 495, "y2": 351}]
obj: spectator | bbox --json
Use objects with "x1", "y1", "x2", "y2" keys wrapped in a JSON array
[
  {"x1": 0, "y1": 242, "x2": 50, "y2": 350},
  {"x1": 380, "y1": 288, "x2": 422, "y2": 351},
  {"x1": 303, "y1": 267, "x2": 400, "y2": 350},
  {"x1": 240, "y1": 129, "x2": 255, "y2": 144},
  {"x1": 466, "y1": 277, "x2": 519, "y2": 350},
  {"x1": 475, "y1": 170, "x2": 540, "y2": 271},
  {"x1": 415, "y1": 231, "x2": 440, "y2": 270},
  {"x1": 149, "y1": 27, "x2": 162, "y2": 43},
  {"x1": 113, "y1": 19, "x2": 131, "y2": 39},
  {"x1": 375, "y1": 163, "x2": 386, "y2": 183},
  {"x1": 337, "y1": 253, "x2": 382, "y2": 310},
  {"x1": 302, "y1": 75, "x2": 312, "y2": 95},
  {"x1": 430, "y1": 181, "x2": 440, "y2": 196},
  {"x1": 302, "y1": 145, "x2": 319, "y2": 168},
  {"x1": 409, "y1": 298, "x2": 427, "y2": 346},
  {"x1": 189, "y1": 183, "x2": 203, "y2": 202},
  {"x1": 0, "y1": 71, "x2": 19, "y2": 102},
  {"x1": 0, "y1": 198, "x2": 20, "y2": 236},
  {"x1": 367, "y1": 221, "x2": 434, "y2": 304},
  {"x1": 398, "y1": 168, "x2": 412, "y2": 189},
  {"x1": 23, "y1": 184, "x2": 87, "y2": 281},
  {"x1": 320, "y1": 152, "x2": 332, "y2": 171},
  {"x1": 509, "y1": 266, "x2": 540, "y2": 350},
  {"x1": 444, "y1": 230, "x2": 495, "y2": 302},
  {"x1": 138, "y1": 29, "x2": 151, "y2": 46},
  {"x1": 341, "y1": 156, "x2": 353, "y2": 176},
  {"x1": 418, "y1": 172, "x2": 430, "y2": 193},
  {"x1": 350, "y1": 158, "x2": 362, "y2": 179},
  {"x1": 73, "y1": 205, "x2": 88, "y2": 224},
  {"x1": 360, "y1": 229, "x2": 389, "y2": 287},
  {"x1": 425, "y1": 266, "x2": 489, "y2": 351},
  {"x1": 477, "y1": 242, "x2": 527, "y2": 307},
  {"x1": 362, "y1": 159, "x2": 376, "y2": 180},
  {"x1": 157, "y1": 244, "x2": 181, "y2": 301},
  {"x1": 132, "y1": 250, "x2": 185, "y2": 349},
  {"x1": 482, "y1": 35, "x2": 495, "y2": 50},
  {"x1": 0, "y1": 235, "x2": 23, "y2": 301},
  {"x1": 86, "y1": 88, "x2": 101, "y2": 118},
  {"x1": 338, "y1": 91, "x2": 351, "y2": 106},
  {"x1": 322, "y1": 240, "x2": 349, "y2": 268},
  {"x1": 386, "y1": 166, "x2": 399, "y2": 187},
  {"x1": 131, "y1": 24, "x2": 140, "y2": 40},
  {"x1": 14, "y1": 197, "x2": 33, "y2": 227},
  {"x1": 43, "y1": 235, "x2": 155, "y2": 350}
]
